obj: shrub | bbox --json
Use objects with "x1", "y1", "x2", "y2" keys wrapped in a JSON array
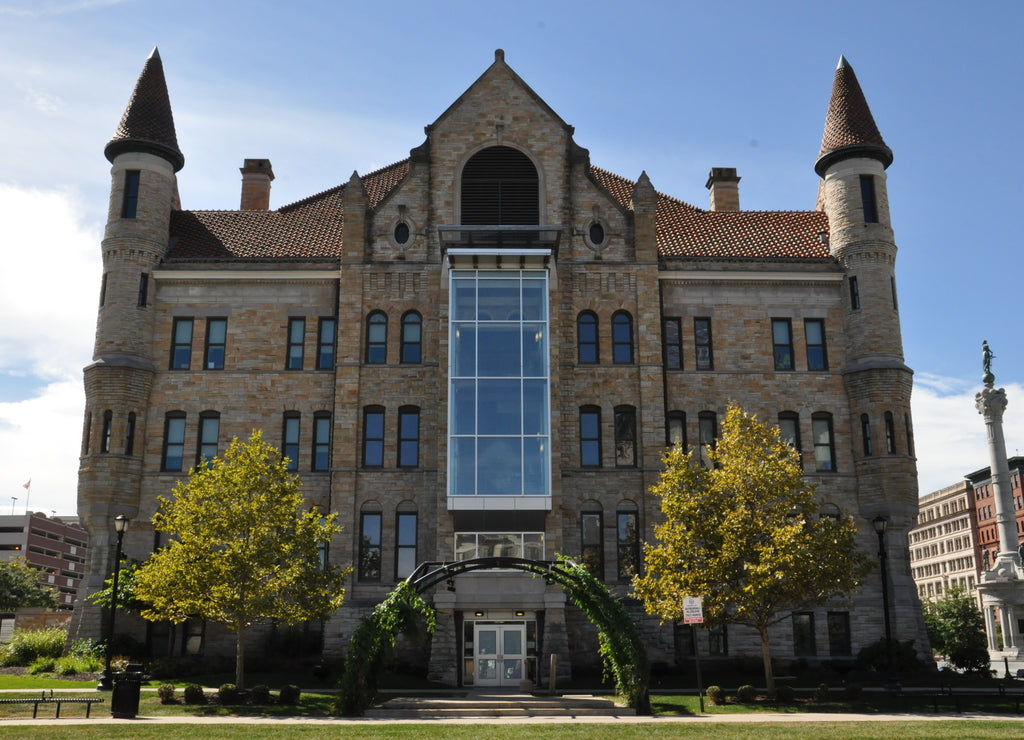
[
  {"x1": 814, "y1": 683, "x2": 831, "y2": 702},
  {"x1": 250, "y1": 684, "x2": 271, "y2": 705},
  {"x1": 736, "y1": 684, "x2": 758, "y2": 703},
  {"x1": 0, "y1": 627, "x2": 67, "y2": 666},
  {"x1": 158, "y1": 684, "x2": 176, "y2": 704},
  {"x1": 773, "y1": 684, "x2": 795, "y2": 703},
  {"x1": 218, "y1": 683, "x2": 240, "y2": 705},
  {"x1": 183, "y1": 683, "x2": 207, "y2": 705},
  {"x1": 705, "y1": 685, "x2": 724, "y2": 705},
  {"x1": 68, "y1": 638, "x2": 104, "y2": 660},
  {"x1": 279, "y1": 684, "x2": 301, "y2": 704},
  {"x1": 844, "y1": 682, "x2": 862, "y2": 701},
  {"x1": 26, "y1": 657, "x2": 57, "y2": 673}
]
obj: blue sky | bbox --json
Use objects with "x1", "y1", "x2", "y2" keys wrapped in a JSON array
[{"x1": 1, "y1": 0, "x2": 1021, "y2": 515}]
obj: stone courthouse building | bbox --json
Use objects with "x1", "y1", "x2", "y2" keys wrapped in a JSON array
[{"x1": 72, "y1": 48, "x2": 928, "y2": 684}]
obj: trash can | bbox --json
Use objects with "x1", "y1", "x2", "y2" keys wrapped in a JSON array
[{"x1": 110, "y1": 663, "x2": 144, "y2": 719}]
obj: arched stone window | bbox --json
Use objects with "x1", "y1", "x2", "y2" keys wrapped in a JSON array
[{"x1": 460, "y1": 146, "x2": 539, "y2": 225}]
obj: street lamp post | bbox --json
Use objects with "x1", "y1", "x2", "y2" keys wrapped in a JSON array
[
  {"x1": 97, "y1": 514, "x2": 129, "y2": 691},
  {"x1": 872, "y1": 515, "x2": 896, "y2": 690}
]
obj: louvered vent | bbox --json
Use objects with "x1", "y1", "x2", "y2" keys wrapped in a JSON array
[{"x1": 461, "y1": 146, "x2": 539, "y2": 225}]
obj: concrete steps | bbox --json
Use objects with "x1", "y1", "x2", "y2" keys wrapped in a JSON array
[{"x1": 366, "y1": 690, "x2": 634, "y2": 719}]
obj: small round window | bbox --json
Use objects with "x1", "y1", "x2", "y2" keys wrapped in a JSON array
[
  {"x1": 588, "y1": 222, "x2": 605, "y2": 247},
  {"x1": 394, "y1": 222, "x2": 411, "y2": 245}
]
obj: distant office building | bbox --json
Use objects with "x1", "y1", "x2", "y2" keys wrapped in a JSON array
[
  {"x1": 910, "y1": 482, "x2": 979, "y2": 599},
  {"x1": 0, "y1": 512, "x2": 89, "y2": 610}
]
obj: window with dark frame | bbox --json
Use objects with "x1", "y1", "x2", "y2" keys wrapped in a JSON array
[
  {"x1": 359, "y1": 512, "x2": 382, "y2": 582},
  {"x1": 400, "y1": 312, "x2": 422, "y2": 364},
  {"x1": 616, "y1": 509, "x2": 639, "y2": 581},
  {"x1": 804, "y1": 319, "x2": 828, "y2": 371},
  {"x1": 614, "y1": 405, "x2": 637, "y2": 467},
  {"x1": 396, "y1": 512, "x2": 417, "y2": 580},
  {"x1": 317, "y1": 318, "x2": 336, "y2": 370},
  {"x1": 204, "y1": 318, "x2": 227, "y2": 370},
  {"x1": 366, "y1": 311, "x2": 387, "y2": 364},
  {"x1": 581, "y1": 511, "x2": 603, "y2": 579},
  {"x1": 170, "y1": 318, "x2": 193, "y2": 370},
  {"x1": 121, "y1": 170, "x2": 140, "y2": 218},
  {"x1": 460, "y1": 145, "x2": 539, "y2": 225},
  {"x1": 287, "y1": 318, "x2": 305, "y2": 370},
  {"x1": 161, "y1": 412, "x2": 186, "y2": 472},
  {"x1": 612, "y1": 311, "x2": 634, "y2": 364},
  {"x1": 885, "y1": 411, "x2": 897, "y2": 454},
  {"x1": 849, "y1": 277, "x2": 860, "y2": 310},
  {"x1": 283, "y1": 412, "x2": 300, "y2": 471},
  {"x1": 312, "y1": 412, "x2": 331, "y2": 471},
  {"x1": 694, "y1": 317, "x2": 713, "y2": 370},
  {"x1": 666, "y1": 411, "x2": 686, "y2": 448},
  {"x1": 772, "y1": 318, "x2": 794, "y2": 371},
  {"x1": 778, "y1": 411, "x2": 801, "y2": 453},
  {"x1": 101, "y1": 410, "x2": 112, "y2": 454},
  {"x1": 577, "y1": 311, "x2": 599, "y2": 364},
  {"x1": 860, "y1": 175, "x2": 878, "y2": 223},
  {"x1": 398, "y1": 406, "x2": 420, "y2": 467},
  {"x1": 137, "y1": 273, "x2": 149, "y2": 307},
  {"x1": 196, "y1": 412, "x2": 219, "y2": 468},
  {"x1": 663, "y1": 318, "x2": 682, "y2": 370},
  {"x1": 698, "y1": 410, "x2": 717, "y2": 468},
  {"x1": 580, "y1": 405, "x2": 601, "y2": 466},
  {"x1": 99, "y1": 273, "x2": 108, "y2": 307},
  {"x1": 905, "y1": 413, "x2": 915, "y2": 457},
  {"x1": 124, "y1": 412, "x2": 136, "y2": 456},
  {"x1": 708, "y1": 624, "x2": 728, "y2": 656},
  {"x1": 860, "y1": 413, "x2": 873, "y2": 456},
  {"x1": 363, "y1": 406, "x2": 385, "y2": 467},
  {"x1": 792, "y1": 612, "x2": 816, "y2": 656},
  {"x1": 813, "y1": 412, "x2": 836, "y2": 471},
  {"x1": 827, "y1": 611, "x2": 852, "y2": 655}
]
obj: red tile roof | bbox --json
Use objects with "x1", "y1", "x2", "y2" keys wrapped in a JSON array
[{"x1": 815, "y1": 56, "x2": 892, "y2": 176}]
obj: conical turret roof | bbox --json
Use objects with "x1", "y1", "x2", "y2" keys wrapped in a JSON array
[
  {"x1": 104, "y1": 48, "x2": 184, "y2": 171},
  {"x1": 814, "y1": 56, "x2": 891, "y2": 176}
]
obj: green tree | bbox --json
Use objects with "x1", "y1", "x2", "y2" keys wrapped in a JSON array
[
  {"x1": 633, "y1": 404, "x2": 872, "y2": 692},
  {"x1": 923, "y1": 587, "x2": 989, "y2": 674},
  {"x1": 0, "y1": 557, "x2": 58, "y2": 610},
  {"x1": 86, "y1": 559, "x2": 145, "y2": 612},
  {"x1": 134, "y1": 431, "x2": 351, "y2": 688}
]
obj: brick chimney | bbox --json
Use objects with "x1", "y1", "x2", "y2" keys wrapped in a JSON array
[
  {"x1": 705, "y1": 167, "x2": 740, "y2": 212},
  {"x1": 239, "y1": 158, "x2": 274, "y2": 210}
]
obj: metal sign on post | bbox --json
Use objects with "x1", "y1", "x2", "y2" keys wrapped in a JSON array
[{"x1": 683, "y1": 596, "x2": 704, "y2": 624}]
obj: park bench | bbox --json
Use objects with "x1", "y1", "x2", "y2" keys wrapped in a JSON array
[{"x1": 0, "y1": 691, "x2": 104, "y2": 718}]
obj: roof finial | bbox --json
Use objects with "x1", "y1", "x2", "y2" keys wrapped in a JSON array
[
  {"x1": 837, "y1": 54, "x2": 849, "y2": 69},
  {"x1": 495, "y1": 49, "x2": 505, "y2": 63}
]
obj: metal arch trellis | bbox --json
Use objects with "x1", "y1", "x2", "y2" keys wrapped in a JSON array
[{"x1": 405, "y1": 556, "x2": 579, "y2": 593}]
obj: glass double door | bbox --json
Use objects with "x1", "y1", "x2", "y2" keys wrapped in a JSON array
[{"x1": 474, "y1": 623, "x2": 526, "y2": 687}]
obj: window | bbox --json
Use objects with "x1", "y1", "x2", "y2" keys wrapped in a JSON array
[
  {"x1": 709, "y1": 624, "x2": 728, "y2": 656},
  {"x1": 449, "y1": 270, "x2": 550, "y2": 498},
  {"x1": 161, "y1": 412, "x2": 186, "y2": 471},
  {"x1": 614, "y1": 405, "x2": 637, "y2": 467},
  {"x1": 812, "y1": 413, "x2": 836, "y2": 471},
  {"x1": 400, "y1": 312, "x2": 422, "y2": 364},
  {"x1": 849, "y1": 277, "x2": 860, "y2": 310},
  {"x1": 170, "y1": 318, "x2": 193, "y2": 370},
  {"x1": 359, "y1": 512, "x2": 382, "y2": 581},
  {"x1": 663, "y1": 318, "x2": 682, "y2": 370},
  {"x1": 612, "y1": 311, "x2": 634, "y2": 364},
  {"x1": 196, "y1": 412, "x2": 219, "y2": 467},
  {"x1": 860, "y1": 413, "x2": 873, "y2": 456},
  {"x1": 396, "y1": 511, "x2": 418, "y2": 580},
  {"x1": 460, "y1": 146, "x2": 539, "y2": 225},
  {"x1": 891, "y1": 276, "x2": 899, "y2": 311},
  {"x1": 694, "y1": 317, "x2": 713, "y2": 370},
  {"x1": 363, "y1": 406, "x2": 385, "y2": 467},
  {"x1": 394, "y1": 222, "x2": 410, "y2": 245},
  {"x1": 137, "y1": 272, "x2": 149, "y2": 307},
  {"x1": 204, "y1": 318, "x2": 227, "y2": 370},
  {"x1": 455, "y1": 532, "x2": 545, "y2": 560},
  {"x1": 581, "y1": 510, "x2": 603, "y2": 579},
  {"x1": 698, "y1": 410, "x2": 717, "y2": 468},
  {"x1": 804, "y1": 319, "x2": 828, "y2": 371},
  {"x1": 398, "y1": 406, "x2": 420, "y2": 467},
  {"x1": 666, "y1": 411, "x2": 686, "y2": 448},
  {"x1": 99, "y1": 273, "x2": 108, "y2": 307},
  {"x1": 283, "y1": 412, "x2": 300, "y2": 471},
  {"x1": 577, "y1": 311, "x2": 599, "y2": 364},
  {"x1": 827, "y1": 611, "x2": 852, "y2": 655},
  {"x1": 792, "y1": 612, "x2": 816, "y2": 656},
  {"x1": 287, "y1": 318, "x2": 305, "y2": 370},
  {"x1": 124, "y1": 412, "x2": 136, "y2": 455},
  {"x1": 366, "y1": 311, "x2": 387, "y2": 364},
  {"x1": 580, "y1": 405, "x2": 601, "y2": 467},
  {"x1": 121, "y1": 170, "x2": 140, "y2": 218},
  {"x1": 588, "y1": 221, "x2": 606, "y2": 247},
  {"x1": 881, "y1": 410, "x2": 896, "y2": 455},
  {"x1": 312, "y1": 412, "x2": 331, "y2": 471},
  {"x1": 772, "y1": 318, "x2": 794, "y2": 370},
  {"x1": 617, "y1": 508, "x2": 639, "y2": 581},
  {"x1": 317, "y1": 318, "x2": 336, "y2": 370},
  {"x1": 905, "y1": 413, "x2": 915, "y2": 457},
  {"x1": 100, "y1": 410, "x2": 112, "y2": 454},
  {"x1": 860, "y1": 175, "x2": 878, "y2": 223},
  {"x1": 778, "y1": 411, "x2": 801, "y2": 453}
]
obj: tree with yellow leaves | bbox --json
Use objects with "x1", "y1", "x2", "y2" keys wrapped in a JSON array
[
  {"x1": 134, "y1": 431, "x2": 350, "y2": 689},
  {"x1": 633, "y1": 404, "x2": 871, "y2": 692}
]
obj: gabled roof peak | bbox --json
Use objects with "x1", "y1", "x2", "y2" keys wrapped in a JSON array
[{"x1": 814, "y1": 56, "x2": 892, "y2": 176}]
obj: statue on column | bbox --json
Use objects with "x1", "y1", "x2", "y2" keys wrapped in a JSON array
[{"x1": 983, "y1": 340, "x2": 995, "y2": 385}]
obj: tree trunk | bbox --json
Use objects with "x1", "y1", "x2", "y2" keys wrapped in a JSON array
[
  {"x1": 758, "y1": 623, "x2": 775, "y2": 694},
  {"x1": 235, "y1": 625, "x2": 246, "y2": 690}
]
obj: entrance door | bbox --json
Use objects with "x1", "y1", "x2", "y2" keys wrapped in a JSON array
[{"x1": 474, "y1": 623, "x2": 526, "y2": 687}]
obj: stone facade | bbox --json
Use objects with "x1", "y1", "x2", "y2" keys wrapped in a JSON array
[{"x1": 71, "y1": 50, "x2": 929, "y2": 683}]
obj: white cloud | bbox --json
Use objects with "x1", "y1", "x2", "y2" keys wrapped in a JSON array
[{"x1": 912, "y1": 373, "x2": 1024, "y2": 495}]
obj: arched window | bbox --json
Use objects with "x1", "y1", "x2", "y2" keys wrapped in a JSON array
[
  {"x1": 124, "y1": 412, "x2": 136, "y2": 456},
  {"x1": 398, "y1": 405, "x2": 420, "y2": 467},
  {"x1": 460, "y1": 146, "x2": 539, "y2": 225},
  {"x1": 616, "y1": 502, "x2": 640, "y2": 581},
  {"x1": 363, "y1": 405, "x2": 385, "y2": 467},
  {"x1": 778, "y1": 411, "x2": 801, "y2": 453},
  {"x1": 580, "y1": 405, "x2": 601, "y2": 467},
  {"x1": 312, "y1": 412, "x2": 331, "y2": 471},
  {"x1": 101, "y1": 410, "x2": 113, "y2": 454},
  {"x1": 366, "y1": 311, "x2": 387, "y2": 364},
  {"x1": 612, "y1": 311, "x2": 633, "y2": 364},
  {"x1": 400, "y1": 311, "x2": 422, "y2": 364},
  {"x1": 282, "y1": 411, "x2": 300, "y2": 471},
  {"x1": 577, "y1": 311, "x2": 599, "y2": 364},
  {"x1": 581, "y1": 504, "x2": 604, "y2": 579},
  {"x1": 885, "y1": 411, "x2": 897, "y2": 454},
  {"x1": 812, "y1": 412, "x2": 836, "y2": 472},
  {"x1": 698, "y1": 410, "x2": 718, "y2": 468},
  {"x1": 614, "y1": 405, "x2": 637, "y2": 467},
  {"x1": 359, "y1": 504, "x2": 383, "y2": 582},
  {"x1": 395, "y1": 503, "x2": 418, "y2": 580},
  {"x1": 860, "y1": 413, "x2": 872, "y2": 457},
  {"x1": 196, "y1": 411, "x2": 220, "y2": 468},
  {"x1": 161, "y1": 412, "x2": 187, "y2": 472},
  {"x1": 666, "y1": 411, "x2": 686, "y2": 448}
]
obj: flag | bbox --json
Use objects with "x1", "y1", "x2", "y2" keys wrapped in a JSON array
[{"x1": 22, "y1": 479, "x2": 31, "y2": 490}]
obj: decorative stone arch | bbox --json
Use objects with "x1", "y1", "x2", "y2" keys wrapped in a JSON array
[
  {"x1": 336, "y1": 556, "x2": 650, "y2": 716},
  {"x1": 455, "y1": 143, "x2": 546, "y2": 226}
]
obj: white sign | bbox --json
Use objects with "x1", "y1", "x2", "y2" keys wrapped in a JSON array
[{"x1": 683, "y1": 596, "x2": 704, "y2": 624}]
